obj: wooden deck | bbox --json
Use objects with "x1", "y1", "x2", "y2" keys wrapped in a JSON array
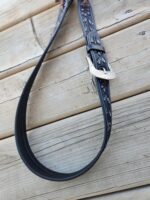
[{"x1": 0, "y1": 0, "x2": 150, "y2": 199}]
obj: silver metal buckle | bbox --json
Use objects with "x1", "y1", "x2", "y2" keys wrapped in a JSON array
[{"x1": 86, "y1": 56, "x2": 116, "y2": 80}]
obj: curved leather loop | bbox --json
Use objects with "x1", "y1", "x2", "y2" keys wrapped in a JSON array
[{"x1": 15, "y1": 0, "x2": 112, "y2": 181}]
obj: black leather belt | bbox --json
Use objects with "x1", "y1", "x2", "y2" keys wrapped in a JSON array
[{"x1": 15, "y1": 0, "x2": 116, "y2": 181}]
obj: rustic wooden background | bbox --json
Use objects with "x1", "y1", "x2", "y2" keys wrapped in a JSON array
[{"x1": 0, "y1": 0, "x2": 150, "y2": 199}]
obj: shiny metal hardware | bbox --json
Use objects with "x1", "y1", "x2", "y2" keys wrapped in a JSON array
[{"x1": 86, "y1": 56, "x2": 116, "y2": 80}]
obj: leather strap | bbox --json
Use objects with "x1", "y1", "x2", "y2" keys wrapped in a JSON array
[{"x1": 15, "y1": 0, "x2": 113, "y2": 181}]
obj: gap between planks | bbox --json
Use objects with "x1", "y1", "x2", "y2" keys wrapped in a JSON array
[
  {"x1": 0, "y1": 20, "x2": 150, "y2": 139},
  {"x1": 0, "y1": 0, "x2": 58, "y2": 32},
  {"x1": 0, "y1": 88, "x2": 149, "y2": 142},
  {"x1": 0, "y1": 91, "x2": 150, "y2": 199},
  {"x1": 0, "y1": 0, "x2": 149, "y2": 79},
  {"x1": 85, "y1": 186, "x2": 150, "y2": 200}
]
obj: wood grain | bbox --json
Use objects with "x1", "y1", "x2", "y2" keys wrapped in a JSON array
[
  {"x1": 0, "y1": 91, "x2": 150, "y2": 200},
  {"x1": 0, "y1": 0, "x2": 55, "y2": 31},
  {"x1": 92, "y1": 187, "x2": 150, "y2": 200},
  {"x1": 0, "y1": 20, "x2": 149, "y2": 139},
  {"x1": 33, "y1": 0, "x2": 150, "y2": 48},
  {"x1": 0, "y1": 0, "x2": 149, "y2": 79},
  {"x1": 0, "y1": 19, "x2": 43, "y2": 77}
]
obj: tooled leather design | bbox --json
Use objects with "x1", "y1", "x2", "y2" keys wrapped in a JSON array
[
  {"x1": 15, "y1": 0, "x2": 113, "y2": 181},
  {"x1": 78, "y1": 0, "x2": 112, "y2": 141}
]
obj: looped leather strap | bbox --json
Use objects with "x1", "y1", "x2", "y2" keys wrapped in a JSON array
[{"x1": 15, "y1": 0, "x2": 113, "y2": 181}]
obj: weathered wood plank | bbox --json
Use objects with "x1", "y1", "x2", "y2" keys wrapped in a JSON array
[
  {"x1": 92, "y1": 187, "x2": 150, "y2": 200},
  {"x1": 32, "y1": 0, "x2": 150, "y2": 48},
  {"x1": 0, "y1": 0, "x2": 55, "y2": 31},
  {"x1": 0, "y1": 20, "x2": 149, "y2": 138},
  {"x1": 0, "y1": 91, "x2": 150, "y2": 200},
  {"x1": 0, "y1": 0, "x2": 149, "y2": 79},
  {"x1": 0, "y1": 19, "x2": 43, "y2": 78}
]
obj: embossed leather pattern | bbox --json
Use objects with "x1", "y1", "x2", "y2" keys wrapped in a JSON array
[{"x1": 15, "y1": 0, "x2": 113, "y2": 181}]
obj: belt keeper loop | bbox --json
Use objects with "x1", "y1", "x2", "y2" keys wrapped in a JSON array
[{"x1": 86, "y1": 44, "x2": 105, "y2": 53}]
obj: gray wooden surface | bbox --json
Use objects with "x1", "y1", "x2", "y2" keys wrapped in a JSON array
[{"x1": 0, "y1": 0, "x2": 150, "y2": 199}]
